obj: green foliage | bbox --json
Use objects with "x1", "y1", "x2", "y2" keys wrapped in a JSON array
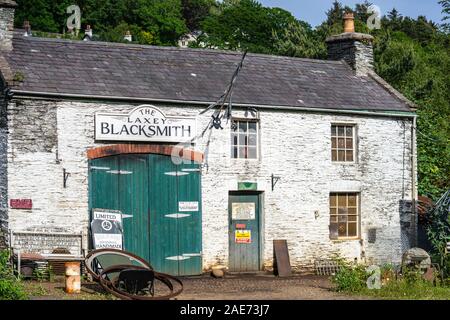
[
  {"x1": 0, "y1": 250, "x2": 27, "y2": 300},
  {"x1": 426, "y1": 190, "x2": 450, "y2": 277},
  {"x1": 200, "y1": 0, "x2": 277, "y2": 52},
  {"x1": 15, "y1": 0, "x2": 188, "y2": 46},
  {"x1": 332, "y1": 259, "x2": 450, "y2": 299},
  {"x1": 373, "y1": 26, "x2": 450, "y2": 199},
  {"x1": 272, "y1": 20, "x2": 326, "y2": 59},
  {"x1": 331, "y1": 262, "x2": 367, "y2": 292},
  {"x1": 182, "y1": 0, "x2": 216, "y2": 31},
  {"x1": 364, "y1": 278, "x2": 450, "y2": 300},
  {"x1": 200, "y1": 0, "x2": 322, "y2": 57},
  {"x1": 439, "y1": 0, "x2": 450, "y2": 32}
]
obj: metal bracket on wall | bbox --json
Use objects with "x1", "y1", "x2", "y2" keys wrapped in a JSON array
[
  {"x1": 63, "y1": 168, "x2": 71, "y2": 188},
  {"x1": 271, "y1": 174, "x2": 281, "y2": 191}
]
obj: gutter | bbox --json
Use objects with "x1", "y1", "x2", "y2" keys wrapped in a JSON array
[{"x1": 11, "y1": 89, "x2": 417, "y2": 119}]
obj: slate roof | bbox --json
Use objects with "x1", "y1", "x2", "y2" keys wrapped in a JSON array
[{"x1": 3, "y1": 32, "x2": 413, "y2": 112}]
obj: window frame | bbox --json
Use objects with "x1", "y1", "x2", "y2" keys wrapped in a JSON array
[
  {"x1": 230, "y1": 118, "x2": 260, "y2": 161},
  {"x1": 331, "y1": 123, "x2": 357, "y2": 164},
  {"x1": 329, "y1": 192, "x2": 360, "y2": 240}
]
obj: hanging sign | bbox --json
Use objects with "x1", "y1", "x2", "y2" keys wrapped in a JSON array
[
  {"x1": 95, "y1": 105, "x2": 197, "y2": 143},
  {"x1": 235, "y1": 230, "x2": 252, "y2": 244},
  {"x1": 91, "y1": 209, "x2": 123, "y2": 249},
  {"x1": 232, "y1": 203, "x2": 255, "y2": 220}
]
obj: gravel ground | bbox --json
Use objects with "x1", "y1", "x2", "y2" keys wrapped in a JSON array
[
  {"x1": 177, "y1": 274, "x2": 369, "y2": 300},
  {"x1": 25, "y1": 274, "x2": 370, "y2": 300}
]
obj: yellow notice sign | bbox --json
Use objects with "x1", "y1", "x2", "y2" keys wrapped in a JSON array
[{"x1": 235, "y1": 230, "x2": 252, "y2": 244}]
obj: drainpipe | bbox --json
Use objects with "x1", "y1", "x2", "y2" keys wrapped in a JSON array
[{"x1": 411, "y1": 116, "x2": 418, "y2": 247}]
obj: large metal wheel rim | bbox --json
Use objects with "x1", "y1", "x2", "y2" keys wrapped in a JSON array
[
  {"x1": 99, "y1": 265, "x2": 183, "y2": 300},
  {"x1": 85, "y1": 248, "x2": 153, "y2": 281}
]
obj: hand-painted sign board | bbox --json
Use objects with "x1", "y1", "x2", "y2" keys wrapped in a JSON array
[
  {"x1": 235, "y1": 230, "x2": 252, "y2": 244},
  {"x1": 10, "y1": 199, "x2": 32, "y2": 209},
  {"x1": 95, "y1": 105, "x2": 197, "y2": 143},
  {"x1": 91, "y1": 209, "x2": 123, "y2": 249}
]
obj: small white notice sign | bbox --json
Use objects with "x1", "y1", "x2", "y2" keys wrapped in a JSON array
[
  {"x1": 232, "y1": 203, "x2": 256, "y2": 220},
  {"x1": 179, "y1": 201, "x2": 199, "y2": 212}
]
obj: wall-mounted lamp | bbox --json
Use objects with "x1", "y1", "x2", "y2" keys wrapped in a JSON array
[{"x1": 63, "y1": 168, "x2": 71, "y2": 188}]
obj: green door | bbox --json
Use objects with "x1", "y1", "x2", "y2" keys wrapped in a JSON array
[
  {"x1": 89, "y1": 153, "x2": 202, "y2": 276},
  {"x1": 228, "y1": 193, "x2": 261, "y2": 272}
]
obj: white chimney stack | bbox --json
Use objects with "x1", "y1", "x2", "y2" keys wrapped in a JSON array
[{"x1": 124, "y1": 30, "x2": 132, "y2": 42}]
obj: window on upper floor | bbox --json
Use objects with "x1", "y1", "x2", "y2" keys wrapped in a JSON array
[
  {"x1": 329, "y1": 193, "x2": 360, "y2": 240},
  {"x1": 231, "y1": 120, "x2": 258, "y2": 159},
  {"x1": 331, "y1": 124, "x2": 355, "y2": 162}
]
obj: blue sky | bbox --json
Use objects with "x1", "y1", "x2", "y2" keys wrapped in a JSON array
[{"x1": 258, "y1": 0, "x2": 445, "y2": 27}]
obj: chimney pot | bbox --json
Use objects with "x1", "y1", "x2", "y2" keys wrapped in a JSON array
[
  {"x1": 343, "y1": 12, "x2": 355, "y2": 33},
  {"x1": 85, "y1": 24, "x2": 92, "y2": 38},
  {"x1": 23, "y1": 20, "x2": 31, "y2": 36}
]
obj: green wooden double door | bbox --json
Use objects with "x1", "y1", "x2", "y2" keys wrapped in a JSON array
[{"x1": 89, "y1": 154, "x2": 202, "y2": 276}]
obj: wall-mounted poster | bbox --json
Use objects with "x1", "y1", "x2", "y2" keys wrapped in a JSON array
[
  {"x1": 91, "y1": 209, "x2": 123, "y2": 249},
  {"x1": 232, "y1": 203, "x2": 255, "y2": 220},
  {"x1": 235, "y1": 230, "x2": 252, "y2": 244}
]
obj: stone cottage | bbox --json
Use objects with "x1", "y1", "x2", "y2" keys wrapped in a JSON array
[{"x1": 0, "y1": 1, "x2": 417, "y2": 275}]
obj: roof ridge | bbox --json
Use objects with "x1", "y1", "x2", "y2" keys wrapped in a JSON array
[{"x1": 12, "y1": 30, "x2": 342, "y2": 65}]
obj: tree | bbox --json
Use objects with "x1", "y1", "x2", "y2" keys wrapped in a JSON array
[
  {"x1": 354, "y1": 0, "x2": 372, "y2": 23},
  {"x1": 181, "y1": 0, "x2": 216, "y2": 31},
  {"x1": 374, "y1": 28, "x2": 450, "y2": 199},
  {"x1": 326, "y1": 0, "x2": 344, "y2": 26},
  {"x1": 439, "y1": 0, "x2": 450, "y2": 32},
  {"x1": 200, "y1": 0, "x2": 279, "y2": 52},
  {"x1": 15, "y1": 0, "x2": 187, "y2": 45},
  {"x1": 132, "y1": 0, "x2": 187, "y2": 45},
  {"x1": 272, "y1": 20, "x2": 326, "y2": 59},
  {"x1": 14, "y1": 0, "x2": 72, "y2": 33}
]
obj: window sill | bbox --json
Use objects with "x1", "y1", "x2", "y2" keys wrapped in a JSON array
[
  {"x1": 330, "y1": 238, "x2": 360, "y2": 243},
  {"x1": 230, "y1": 158, "x2": 260, "y2": 162},
  {"x1": 331, "y1": 161, "x2": 357, "y2": 165}
]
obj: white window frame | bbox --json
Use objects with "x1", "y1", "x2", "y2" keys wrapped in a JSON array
[
  {"x1": 230, "y1": 119, "x2": 259, "y2": 160},
  {"x1": 331, "y1": 123, "x2": 357, "y2": 164}
]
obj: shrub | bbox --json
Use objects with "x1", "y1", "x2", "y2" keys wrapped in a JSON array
[
  {"x1": 0, "y1": 279, "x2": 28, "y2": 300},
  {"x1": 0, "y1": 250, "x2": 27, "y2": 300},
  {"x1": 402, "y1": 266, "x2": 425, "y2": 284},
  {"x1": 331, "y1": 261, "x2": 367, "y2": 292}
]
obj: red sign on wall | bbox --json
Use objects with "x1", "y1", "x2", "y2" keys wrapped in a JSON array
[{"x1": 10, "y1": 199, "x2": 33, "y2": 209}]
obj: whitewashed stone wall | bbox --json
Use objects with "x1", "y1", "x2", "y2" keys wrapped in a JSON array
[{"x1": 6, "y1": 98, "x2": 416, "y2": 271}]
